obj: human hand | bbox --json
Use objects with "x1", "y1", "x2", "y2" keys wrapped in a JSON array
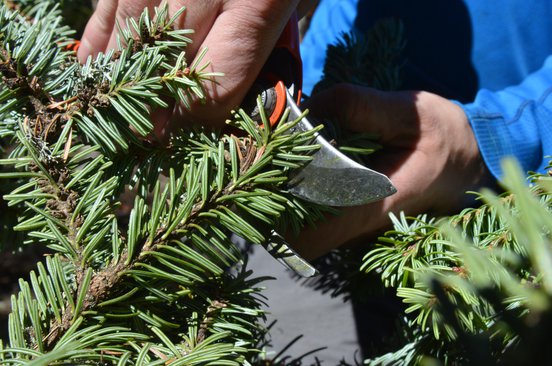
[
  {"x1": 78, "y1": 0, "x2": 300, "y2": 131},
  {"x1": 293, "y1": 84, "x2": 494, "y2": 260}
]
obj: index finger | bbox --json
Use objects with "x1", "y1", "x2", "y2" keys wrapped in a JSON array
[{"x1": 303, "y1": 84, "x2": 420, "y2": 141}]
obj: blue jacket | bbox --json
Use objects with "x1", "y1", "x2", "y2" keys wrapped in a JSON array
[{"x1": 300, "y1": 0, "x2": 552, "y2": 178}]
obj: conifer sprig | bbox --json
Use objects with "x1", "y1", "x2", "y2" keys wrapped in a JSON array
[
  {"x1": 363, "y1": 161, "x2": 552, "y2": 364},
  {"x1": 0, "y1": 2, "x2": 327, "y2": 364}
]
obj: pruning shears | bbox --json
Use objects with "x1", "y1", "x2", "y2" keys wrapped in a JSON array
[
  {"x1": 247, "y1": 14, "x2": 396, "y2": 206},
  {"x1": 244, "y1": 13, "x2": 397, "y2": 277}
]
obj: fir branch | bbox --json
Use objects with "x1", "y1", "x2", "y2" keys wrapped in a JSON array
[
  {"x1": 363, "y1": 161, "x2": 552, "y2": 364},
  {"x1": 0, "y1": 4, "x2": 331, "y2": 364}
]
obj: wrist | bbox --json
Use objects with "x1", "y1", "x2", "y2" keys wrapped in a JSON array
[
  {"x1": 446, "y1": 98, "x2": 495, "y2": 205},
  {"x1": 413, "y1": 91, "x2": 494, "y2": 211}
]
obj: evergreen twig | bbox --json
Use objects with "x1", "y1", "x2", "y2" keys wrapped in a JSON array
[{"x1": 0, "y1": 2, "x2": 328, "y2": 364}]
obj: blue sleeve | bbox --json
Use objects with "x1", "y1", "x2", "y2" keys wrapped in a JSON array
[
  {"x1": 300, "y1": 0, "x2": 360, "y2": 96},
  {"x1": 460, "y1": 55, "x2": 552, "y2": 179}
]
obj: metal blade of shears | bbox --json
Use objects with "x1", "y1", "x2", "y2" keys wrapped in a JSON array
[
  {"x1": 263, "y1": 231, "x2": 318, "y2": 278},
  {"x1": 283, "y1": 89, "x2": 397, "y2": 207}
]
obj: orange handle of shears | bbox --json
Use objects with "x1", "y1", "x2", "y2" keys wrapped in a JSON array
[{"x1": 261, "y1": 11, "x2": 303, "y2": 127}]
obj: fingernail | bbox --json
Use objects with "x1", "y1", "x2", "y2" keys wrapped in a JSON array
[{"x1": 77, "y1": 37, "x2": 92, "y2": 63}]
